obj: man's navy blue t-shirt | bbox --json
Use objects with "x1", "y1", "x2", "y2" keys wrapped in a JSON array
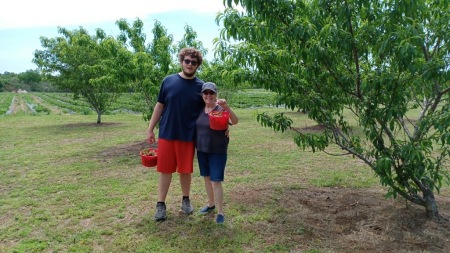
[{"x1": 157, "y1": 73, "x2": 204, "y2": 141}]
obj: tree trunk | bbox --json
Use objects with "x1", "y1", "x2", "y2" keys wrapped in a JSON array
[
  {"x1": 97, "y1": 111, "x2": 102, "y2": 124},
  {"x1": 423, "y1": 188, "x2": 440, "y2": 221}
]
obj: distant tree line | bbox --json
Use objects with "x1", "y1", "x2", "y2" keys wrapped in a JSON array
[{"x1": 0, "y1": 70, "x2": 58, "y2": 92}]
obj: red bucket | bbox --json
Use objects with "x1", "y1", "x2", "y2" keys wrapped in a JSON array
[
  {"x1": 209, "y1": 111, "x2": 230, "y2": 130},
  {"x1": 140, "y1": 148, "x2": 158, "y2": 167}
]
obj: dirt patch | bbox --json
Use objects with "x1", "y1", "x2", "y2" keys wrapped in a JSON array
[
  {"x1": 30, "y1": 94, "x2": 64, "y2": 114},
  {"x1": 292, "y1": 124, "x2": 327, "y2": 133},
  {"x1": 99, "y1": 140, "x2": 157, "y2": 158},
  {"x1": 9, "y1": 95, "x2": 30, "y2": 114},
  {"x1": 62, "y1": 122, "x2": 124, "y2": 128},
  {"x1": 230, "y1": 186, "x2": 450, "y2": 252}
]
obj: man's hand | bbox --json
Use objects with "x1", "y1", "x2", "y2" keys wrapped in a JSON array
[{"x1": 147, "y1": 130, "x2": 156, "y2": 144}]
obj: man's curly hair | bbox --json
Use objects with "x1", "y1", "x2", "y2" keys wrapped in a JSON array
[{"x1": 178, "y1": 48, "x2": 203, "y2": 66}]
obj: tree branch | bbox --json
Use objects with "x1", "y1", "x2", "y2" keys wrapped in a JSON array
[{"x1": 344, "y1": 0, "x2": 362, "y2": 100}]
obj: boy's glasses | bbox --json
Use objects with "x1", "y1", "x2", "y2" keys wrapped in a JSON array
[
  {"x1": 203, "y1": 91, "x2": 215, "y2": 95},
  {"x1": 183, "y1": 59, "x2": 198, "y2": 66}
]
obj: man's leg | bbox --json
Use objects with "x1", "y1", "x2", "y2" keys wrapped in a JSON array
[
  {"x1": 158, "y1": 172, "x2": 172, "y2": 202},
  {"x1": 179, "y1": 172, "x2": 192, "y2": 197},
  {"x1": 180, "y1": 173, "x2": 194, "y2": 214},
  {"x1": 174, "y1": 140, "x2": 195, "y2": 214},
  {"x1": 154, "y1": 172, "x2": 172, "y2": 221}
]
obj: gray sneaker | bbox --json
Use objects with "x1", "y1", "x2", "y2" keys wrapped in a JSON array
[
  {"x1": 154, "y1": 202, "x2": 166, "y2": 221},
  {"x1": 181, "y1": 198, "x2": 194, "y2": 214}
]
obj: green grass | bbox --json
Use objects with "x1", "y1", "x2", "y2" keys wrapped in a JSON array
[{"x1": 0, "y1": 107, "x2": 385, "y2": 252}]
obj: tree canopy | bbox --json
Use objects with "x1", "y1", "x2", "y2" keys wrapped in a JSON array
[
  {"x1": 116, "y1": 19, "x2": 209, "y2": 121},
  {"x1": 18, "y1": 70, "x2": 41, "y2": 86},
  {"x1": 116, "y1": 18, "x2": 173, "y2": 121},
  {"x1": 217, "y1": 0, "x2": 450, "y2": 220},
  {"x1": 33, "y1": 27, "x2": 132, "y2": 123}
]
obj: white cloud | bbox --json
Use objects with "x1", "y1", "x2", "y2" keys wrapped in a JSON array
[{"x1": 0, "y1": 0, "x2": 227, "y2": 30}]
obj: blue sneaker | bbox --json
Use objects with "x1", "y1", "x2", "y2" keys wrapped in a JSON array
[
  {"x1": 216, "y1": 214, "x2": 225, "y2": 224},
  {"x1": 198, "y1": 205, "x2": 215, "y2": 215}
]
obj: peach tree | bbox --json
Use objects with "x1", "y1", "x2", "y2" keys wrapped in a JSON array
[
  {"x1": 33, "y1": 27, "x2": 132, "y2": 123},
  {"x1": 216, "y1": 0, "x2": 450, "y2": 220}
]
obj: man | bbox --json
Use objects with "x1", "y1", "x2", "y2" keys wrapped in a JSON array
[{"x1": 147, "y1": 48, "x2": 205, "y2": 221}]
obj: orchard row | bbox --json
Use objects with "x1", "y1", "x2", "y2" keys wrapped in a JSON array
[
  {"x1": 0, "y1": 90, "x2": 276, "y2": 116},
  {"x1": 0, "y1": 92, "x2": 145, "y2": 116}
]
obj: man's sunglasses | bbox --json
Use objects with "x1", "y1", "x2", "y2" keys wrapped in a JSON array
[
  {"x1": 183, "y1": 59, "x2": 198, "y2": 66},
  {"x1": 203, "y1": 91, "x2": 216, "y2": 95}
]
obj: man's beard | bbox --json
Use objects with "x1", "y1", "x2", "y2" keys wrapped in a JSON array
[{"x1": 182, "y1": 69, "x2": 195, "y2": 78}]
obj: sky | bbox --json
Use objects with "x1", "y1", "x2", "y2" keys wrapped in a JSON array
[{"x1": 0, "y1": 0, "x2": 229, "y2": 73}]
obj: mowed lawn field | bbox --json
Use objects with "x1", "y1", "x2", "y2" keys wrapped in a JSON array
[{"x1": 1, "y1": 91, "x2": 450, "y2": 252}]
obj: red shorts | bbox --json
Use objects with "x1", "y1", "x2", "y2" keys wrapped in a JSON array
[{"x1": 156, "y1": 139, "x2": 195, "y2": 174}]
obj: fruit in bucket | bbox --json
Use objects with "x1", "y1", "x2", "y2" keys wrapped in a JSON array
[
  {"x1": 140, "y1": 148, "x2": 157, "y2": 156},
  {"x1": 140, "y1": 148, "x2": 157, "y2": 167},
  {"x1": 209, "y1": 111, "x2": 224, "y2": 117},
  {"x1": 209, "y1": 110, "x2": 230, "y2": 130}
]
